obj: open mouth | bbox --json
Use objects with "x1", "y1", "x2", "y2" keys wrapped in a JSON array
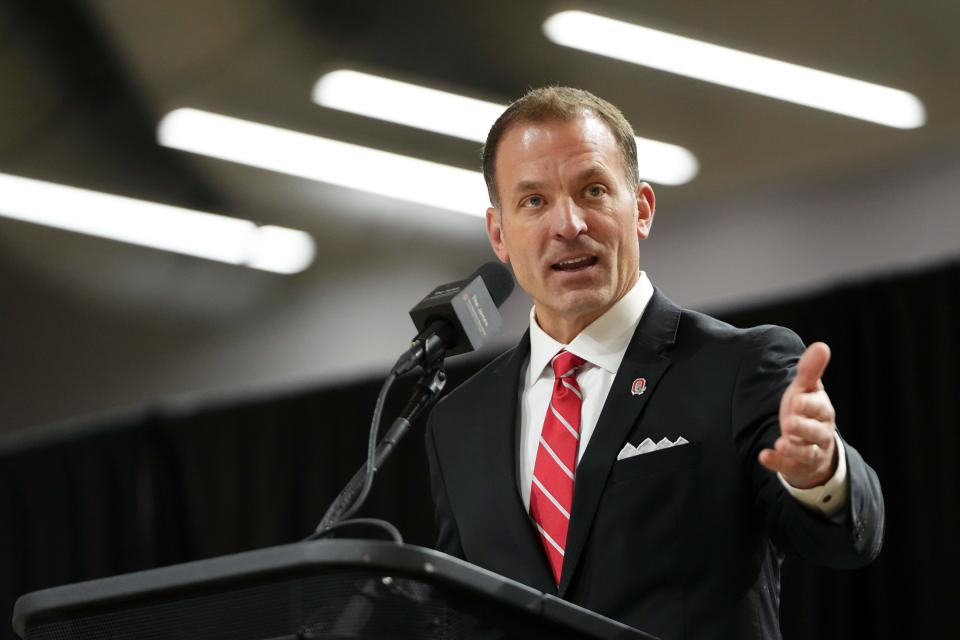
[{"x1": 551, "y1": 255, "x2": 598, "y2": 272}]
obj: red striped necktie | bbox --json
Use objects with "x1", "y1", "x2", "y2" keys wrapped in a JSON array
[{"x1": 529, "y1": 349, "x2": 586, "y2": 584}]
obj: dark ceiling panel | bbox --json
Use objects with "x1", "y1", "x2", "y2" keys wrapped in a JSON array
[{"x1": 0, "y1": 0, "x2": 217, "y2": 208}]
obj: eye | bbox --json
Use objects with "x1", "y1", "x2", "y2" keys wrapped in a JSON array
[
  {"x1": 520, "y1": 194, "x2": 544, "y2": 208},
  {"x1": 584, "y1": 184, "x2": 607, "y2": 198}
]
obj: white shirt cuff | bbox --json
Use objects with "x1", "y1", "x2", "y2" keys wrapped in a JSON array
[{"x1": 777, "y1": 433, "x2": 848, "y2": 518}]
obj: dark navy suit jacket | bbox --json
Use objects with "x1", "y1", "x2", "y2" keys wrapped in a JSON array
[{"x1": 425, "y1": 289, "x2": 884, "y2": 640}]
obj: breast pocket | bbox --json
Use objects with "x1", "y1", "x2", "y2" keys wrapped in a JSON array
[{"x1": 608, "y1": 442, "x2": 701, "y2": 485}]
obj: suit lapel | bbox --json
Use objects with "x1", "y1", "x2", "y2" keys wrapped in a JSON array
[
  {"x1": 558, "y1": 290, "x2": 682, "y2": 595},
  {"x1": 472, "y1": 331, "x2": 557, "y2": 591}
]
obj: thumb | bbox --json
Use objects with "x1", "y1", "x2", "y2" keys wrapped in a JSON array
[{"x1": 794, "y1": 342, "x2": 831, "y2": 391}]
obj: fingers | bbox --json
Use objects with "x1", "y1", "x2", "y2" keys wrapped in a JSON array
[
  {"x1": 781, "y1": 415, "x2": 834, "y2": 448},
  {"x1": 773, "y1": 435, "x2": 826, "y2": 465},
  {"x1": 794, "y1": 342, "x2": 831, "y2": 392},
  {"x1": 758, "y1": 448, "x2": 782, "y2": 473},
  {"x1": 767, "y1": 342, "x2": 838, "y2": 487},
  {"x1": 758, "y1": 446, "x2": 801, "y2": 475},
  {"x1": 785, "y1": 388, "x2": 836, "y2": 422},
  {"x1": 772, "y1": 390, "x2": 837, "y2": 485},
  {"x1": 758, "y1": 434, "x2": 836, "y2": 488}
]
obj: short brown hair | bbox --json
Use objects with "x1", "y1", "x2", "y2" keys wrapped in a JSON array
[{"x1": 481, "y1": 86, "x2": 639, "y2": 208}]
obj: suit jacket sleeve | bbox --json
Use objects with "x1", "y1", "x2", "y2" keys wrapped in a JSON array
[
  {"x1": 733, "y1": 325, "x2": 885, "y2": 568},
  {"x1": 425, "y1": 410, "x2": 466, "y2": 559}
]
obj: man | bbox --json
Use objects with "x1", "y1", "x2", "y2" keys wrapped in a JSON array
[{"x1": 425, "y1": 87, "x2": 884, "y2": 640}]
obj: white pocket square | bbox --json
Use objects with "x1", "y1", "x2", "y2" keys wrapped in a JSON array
[{"x1": 617, "y1": 436, "x2": 689, "y2": 460}]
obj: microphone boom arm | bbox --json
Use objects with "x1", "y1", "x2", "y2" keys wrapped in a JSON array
[{"x1": 312, "y1": 361, "x2": 448, "y2": 537}]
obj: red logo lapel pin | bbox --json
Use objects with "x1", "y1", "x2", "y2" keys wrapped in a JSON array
[{"x1": 631, "y1": 377, "x2": 647, "y2": 396}]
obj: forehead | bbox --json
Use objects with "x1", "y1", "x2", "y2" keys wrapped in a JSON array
[{"x1": 495, "y1": 114, "x2": 625, "y2": 191}]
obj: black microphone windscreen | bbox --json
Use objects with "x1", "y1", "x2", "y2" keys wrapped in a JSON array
[{"x1": 474, "y1": 262, "x2": 514, "y2": 307}]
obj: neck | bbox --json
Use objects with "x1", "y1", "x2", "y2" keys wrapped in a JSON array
[
  {"x1": 535, "y1": 272, "x2": 641, "y2": 344},
  {"x1": 535, "y1": 311, "x2": 601, "y2": 344}
]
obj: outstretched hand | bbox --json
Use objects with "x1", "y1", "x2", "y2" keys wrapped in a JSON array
[{"x1": 758, "y1": 342, "x2": 838, "y2": 489}]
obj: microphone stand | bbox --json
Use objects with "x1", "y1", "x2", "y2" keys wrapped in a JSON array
[{"x1": 311, "y1": 359, "x2": 448, "y2": 539}]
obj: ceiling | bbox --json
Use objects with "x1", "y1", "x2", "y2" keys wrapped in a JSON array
[
  {"x1": 2, "y1": 0, "x2": 958, "y2": 232},
  {"x1": 3, "y1": 0, "x2": 959, "y2": 280},
  {"x1": 2, "y1": 0, "x2": 959, "y2": 431}
]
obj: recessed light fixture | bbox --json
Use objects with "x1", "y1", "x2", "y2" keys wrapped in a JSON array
[
  {"x1": 0, "y1": 172, "x2": 315, "y2": 274},
  {"x1": 543, "y1": 10, "x2": 926, "y2": 129},
  {"x1": 158, "y1": 108, "x2": 489, "y2": 217},
  {"x1": 313, "y1": 69, "x2": 699, "y2": 186}
]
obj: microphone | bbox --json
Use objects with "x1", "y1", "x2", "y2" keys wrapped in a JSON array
[
  {"x1": 312, "y1": 263, "x2": 513, "y2": 536},
  {"x1": 391, "y1": 262, "x2": 514, "y2": 375}
]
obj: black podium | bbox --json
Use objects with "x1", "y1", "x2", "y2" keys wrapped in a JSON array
[{"x1": 13, "y1": 540, "x2": 658, "y2": 639}]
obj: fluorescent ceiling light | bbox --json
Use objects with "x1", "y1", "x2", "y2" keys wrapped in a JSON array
[
  {"x1": 313, "y1": 69, "x2": 698, "y2": 185},
  {"x1": 543, "y1": 11, "x2": 926, "y2": 130},
  {"x1": 158, "y1": 108, "x2": 489, "y2": 217},
  {"x1": 0, "y1": 172, "x2": 315, "y2": 274},
  {"x1": 314, "y1": 70, "x2": 505, "y2": 143}
]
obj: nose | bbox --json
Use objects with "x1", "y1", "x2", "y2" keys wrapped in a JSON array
[{"x1": 551, "y1": 197, "x2": 588, "y2": 239}]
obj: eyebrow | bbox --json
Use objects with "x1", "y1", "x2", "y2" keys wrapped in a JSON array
[
  {"x1": 511, "y1": 180, "x2": 547, "y2": 196},
  {"x1": 574, "y1": 165, "x2": 611, "y2": 183},
  {"x1": 510, "y1": 166, "x2": 612, "y2": 195}
]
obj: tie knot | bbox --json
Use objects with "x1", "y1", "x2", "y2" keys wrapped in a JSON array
[{"x1": 551, "y1": 350, "x2": 585, "y2": 379}]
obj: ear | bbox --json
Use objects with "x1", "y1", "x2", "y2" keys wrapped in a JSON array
[
  {"x1": 486, "y1": 206, "x2": 510, "y2": 263},
  {"x1": 635, "y1": 182, "x2": 655, "y2": 241}
]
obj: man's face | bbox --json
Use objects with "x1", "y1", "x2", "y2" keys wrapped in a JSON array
[{"x1": 486, "y1": 114, "x2": 655, "y2": 338}]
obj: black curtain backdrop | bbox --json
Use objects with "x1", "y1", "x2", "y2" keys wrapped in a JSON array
[{"x1": 2, "y1": 258, "x2": 958, "y2": 639}]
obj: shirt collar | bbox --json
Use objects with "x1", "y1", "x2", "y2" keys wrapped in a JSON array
[{"x1": 526, "y1": 271, "x2": 654, "y2": 386}]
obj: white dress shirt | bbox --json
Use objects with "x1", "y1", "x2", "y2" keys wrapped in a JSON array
[{"x1": 517, "y1": 272, "x2": 848, "y2": 516}]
